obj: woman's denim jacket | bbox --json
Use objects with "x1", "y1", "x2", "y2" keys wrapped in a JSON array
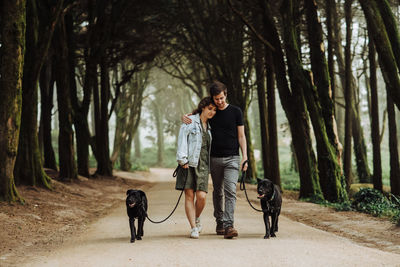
[{"x1": 176, "y1": 114, "x2": 212, "y2": 168}]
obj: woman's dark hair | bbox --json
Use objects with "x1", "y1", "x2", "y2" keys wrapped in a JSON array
[
  {"x1": 209, "y1": 80, "x2": 227, "y2": 97},
  {"x1": 192, "y1": 96, "x2": 216, "y2": 115}
]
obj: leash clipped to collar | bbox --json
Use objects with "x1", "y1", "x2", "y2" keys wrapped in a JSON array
[
  {"x1": 239, "y1": 160, "x2": 269, "y2": 213},
  {"x1": 145, "y1": 164, "x2": 188, "y2": 224}
]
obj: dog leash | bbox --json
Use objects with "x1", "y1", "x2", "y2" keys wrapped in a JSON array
[
  {"x1": 239, "y1": 160, "x2": 267, "y2": 213},
  {"x1": 144, "y1": 164, "x2": 188, "y2": 224}
]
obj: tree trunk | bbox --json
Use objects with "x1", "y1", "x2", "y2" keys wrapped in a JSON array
[
  {"x1": 95, "y1": 57, "x2": 112, "y2": 176},
  {"x1": 359, "y1": 0, "x2": 400, "y2": 110},
  {"x1": 54, "y1": 15, "x2": 77, "y2": 180},
  {"x1": 387, "y1": 94, "x2": 400, "y2": 194},
  {"x1": 153, "y1": 100, "x2": 164, "y2": 166},
  {"x1": 343, "y1": 0, "x2": 353, "y2": 191},
  {"x1": 254, "y1": 36, "x2": 270, "y2": 178},
  {"x1": 266, "y1": 49, "x2": 281, "y2": 187},
  {"x1": 134, "y1": 130, "x2": 142, "y2": 159},
  {"x1": 39, "y1": 55, "x2": 57, "y2": 171},
  {"x1": 368, "y1": 36, "x2": 383, "y2": 191},
  {"x1": 332, "y1": 1, "x2": 370, "y2": 183},
  {"x1": 304, "y1": 0, "x2": 347, "y2": 201},
  {"x1": 14, "y1": 0, "x2": 62, "y2": 188},
  {"x1": 268, "y1": 0, "x2": 322, "y2": 199},
  {"x1": 325, "y1": 0, "x2": 336, "y2": 107},
  {"x1": 0, "y1": 0, "x2": 25, "y2": 202}
]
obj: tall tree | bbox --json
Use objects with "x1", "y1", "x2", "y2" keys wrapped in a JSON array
[
  {"x1": 343, "y1": 0, "x2": 353, "y2": 190},
  {"x1": 368, "y1": 35, "x2": 383, "y2": 192},
  {"x1": 269, "y1": 0, "x2": 323, "y2": 199},
  {"x1": 54, "y1": 10, "x2": 78, "y2": 180},
  {"x1": 387, "y1": 94, "x2": 400, "y2": 195},
  {"x1": 0, "y1": 0, "x2": 25, "y2": 202},
  {"x1": 304, "y1": 0, "x2": 347, "y2": 201},
  {"x1": 359, "y1": 0, "x2": 400, "y2": 110},
  {"x1": 14, "y1": 0, "x2": 64, "y2": 187}
]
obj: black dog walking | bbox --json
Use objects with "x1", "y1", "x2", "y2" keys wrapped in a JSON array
[
  {"x1": 126, "y1": 189, "x2": 148, "y2": 243},
  {"x1": 257, "y1": 178, "x2": 282, "y2": 239}
]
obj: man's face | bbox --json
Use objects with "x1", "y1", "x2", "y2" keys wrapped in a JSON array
[{"x1": 212, "y1": 92, "x2": 227, "y2": 110}]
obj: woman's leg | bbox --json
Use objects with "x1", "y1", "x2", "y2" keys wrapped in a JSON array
[
  {"x1": 195, "y1": 190, "x2": 207, "y2": 218},
  {"x1": 184, "y1": 189, "x2": 196, "y2": 228}
]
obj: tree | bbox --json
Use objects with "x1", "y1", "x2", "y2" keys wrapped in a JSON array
[
  {"x1": 14, "y1": 0, "x2": 64, "y2": 187},
  {"x1": 0, "y1": 0, "x2": 26, "y2": 202}
]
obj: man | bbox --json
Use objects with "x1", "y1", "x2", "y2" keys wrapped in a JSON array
[{"x1": 184, "y1": 80, "x2": 248, "y2": 239}]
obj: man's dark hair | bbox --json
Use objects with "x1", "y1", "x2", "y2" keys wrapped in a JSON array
[{"x1": 209, "y1": 80, "x2": 227, "y2": 96}]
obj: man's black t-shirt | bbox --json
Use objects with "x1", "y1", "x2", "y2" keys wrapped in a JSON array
[{"x1": 209, "y1": 104, "x2": 244, "y2": 157}]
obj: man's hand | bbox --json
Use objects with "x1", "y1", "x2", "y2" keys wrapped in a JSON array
[
  {"x1": 181, "y1": 113, "x2": 192, "y2": 124},
  {"x1": 240, "y1": 159, "x2": 248, "y2": 171}
]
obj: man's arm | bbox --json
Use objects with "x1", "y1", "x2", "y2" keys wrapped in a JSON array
[{"x1": 237, "y1": 125, "x2": 248, "y2": 171}]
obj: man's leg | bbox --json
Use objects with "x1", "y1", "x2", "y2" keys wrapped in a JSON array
[
  {"x1": 210, "y1": 157, "x2": 224, "y2": 233},
  {"x1": 223, "y1": 156, "x2": 240, "y2": 238}
]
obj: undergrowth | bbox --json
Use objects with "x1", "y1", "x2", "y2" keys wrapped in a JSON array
[{"x1": 306, "y1": 188, "x2": 400, "y2": 224}]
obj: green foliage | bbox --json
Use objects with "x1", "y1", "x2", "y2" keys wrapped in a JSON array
[{"x1": 351, "y1": 188, "x2": 400, "y2": 222}]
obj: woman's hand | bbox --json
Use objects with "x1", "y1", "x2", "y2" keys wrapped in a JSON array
[{"x1": 181, "y1": 163, "x2": 189, "y2": 169}]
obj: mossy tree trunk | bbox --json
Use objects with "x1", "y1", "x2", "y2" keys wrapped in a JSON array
[
  {"x1": 359, "y1": 0, "x2": 400, "y2": 111},
  {"x1": 14, "y1": 0, "x2": 63, "y2": 188},
  {"x1": 304, "y1": 0, "x2": 347, "y2": 202},
  {"x1": 0, "y1": 0, "x2": 25, "y2": 202},
  {"x1": 264, "y1": 0, "x2": 322, "y2": 199}
]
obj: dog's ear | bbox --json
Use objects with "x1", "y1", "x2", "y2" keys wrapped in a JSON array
[
  {"x1": 256, "y1": 178, "x2": 263, "y2": 184},
  {"x1": 126, "y1": 189, "x2": 133, "y2": 195}
]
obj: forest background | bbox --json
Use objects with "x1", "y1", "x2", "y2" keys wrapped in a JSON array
[{"x1": 1, "y1": 0, "x2": 400, "y2": 222}]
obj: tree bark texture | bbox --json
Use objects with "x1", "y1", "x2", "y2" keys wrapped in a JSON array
[
  {"x1": 266, "y1": 0, "x2": 323, "y2": 199},
  {"x1": 254, "y1": 36, "x2": 270, "y2": 179},
  {"x1": 359, "y1": 0, "x2": 400, "y2": 110},
  {"x1": 39, "y1": 55, "x2": 57, "y2": 171},
  {"x1": 54, "y1": 15, "x2": 78, "y2": 180},
  {"x1": 368, "y1": 37, "x2": 383, "y2": 190},
  {"x1": 14, "y1": 0, "x2": 63, "y2": 188},
  {"x1": 0, "y1": 0, "x2": 25, "y2": 202},
  {"x1": 304, "y1": 0, "x2": 347, "y2": 201},
  {"x1": 387, "y1": 93, "x2": 400, "y2": 195},
  {"x1": 343, "y1": 0, "x2": 353, "y2": 190},
  {"x1": 266, "y1": 49, "x2": 281, "y2": 187}
]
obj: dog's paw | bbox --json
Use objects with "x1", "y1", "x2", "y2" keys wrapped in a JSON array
[
  {"x1": 130, "y1": 239, "x2": 135, "y2": 243},
  {"x1": 263, "y1": 235, "x2": 270, "y2": 239},
  {"x1": 270, "y1": 232, "x2": 276, "y2": 237},
  {"x1": 137, "y1": 236, "x2": 142, "y2": 240}
]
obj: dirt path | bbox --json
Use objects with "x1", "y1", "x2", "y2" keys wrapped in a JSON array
[{"x1": 22, "y1": 168, "x2": 400, "y2": 267}]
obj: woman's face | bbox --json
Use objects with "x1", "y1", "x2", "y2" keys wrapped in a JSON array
[{"x1": 202, "y1": 104, "x2": 217, "y2": 119}]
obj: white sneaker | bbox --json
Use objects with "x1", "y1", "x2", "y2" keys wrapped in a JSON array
[
  {"x1": 195, "y1": 217, "x2": 202, "y2": 233},
  {"x1": 190, "y1": 227, "x2": 199, "y2": 239}
]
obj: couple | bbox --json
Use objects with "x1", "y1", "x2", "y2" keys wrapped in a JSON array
[{"x1": 175, "y1": 80, "x2": 248, "y2": 239}]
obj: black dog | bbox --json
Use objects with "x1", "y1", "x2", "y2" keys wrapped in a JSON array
[
  {"x1": 257, "y1": 178, "x2": 282, "y2": 239},
  {"x1": 126, "y1": 189, "x2": 147, "y2": 243}
]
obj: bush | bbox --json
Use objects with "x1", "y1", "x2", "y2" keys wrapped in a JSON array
[{"x1": 351, "y1": 188, "x2": 400, "y2": 222}]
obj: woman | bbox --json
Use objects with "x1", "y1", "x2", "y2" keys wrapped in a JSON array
[{"x1": 176, "y1": 96, "x2": 217, "y2": 238}]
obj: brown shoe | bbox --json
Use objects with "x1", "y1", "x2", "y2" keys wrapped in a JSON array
[
  {"x1": 224, "y1": 226, "x2": 238, "y2": 239},
  {"x1": 216, "y1": 222, "x2": 224, "y2": 235}
]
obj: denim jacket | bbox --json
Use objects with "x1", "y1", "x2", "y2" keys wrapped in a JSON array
[{"x1": 176, "y1": 114, "x2": 212, "y2": 167}]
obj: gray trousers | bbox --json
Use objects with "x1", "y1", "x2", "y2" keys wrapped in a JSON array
[{"x1": 210, "y1": 156, "x2": 240, "y2": 228}]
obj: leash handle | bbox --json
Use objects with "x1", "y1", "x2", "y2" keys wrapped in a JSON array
[{"x1": 239, "y1": 160, "x2": 265, "y2": 213}]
